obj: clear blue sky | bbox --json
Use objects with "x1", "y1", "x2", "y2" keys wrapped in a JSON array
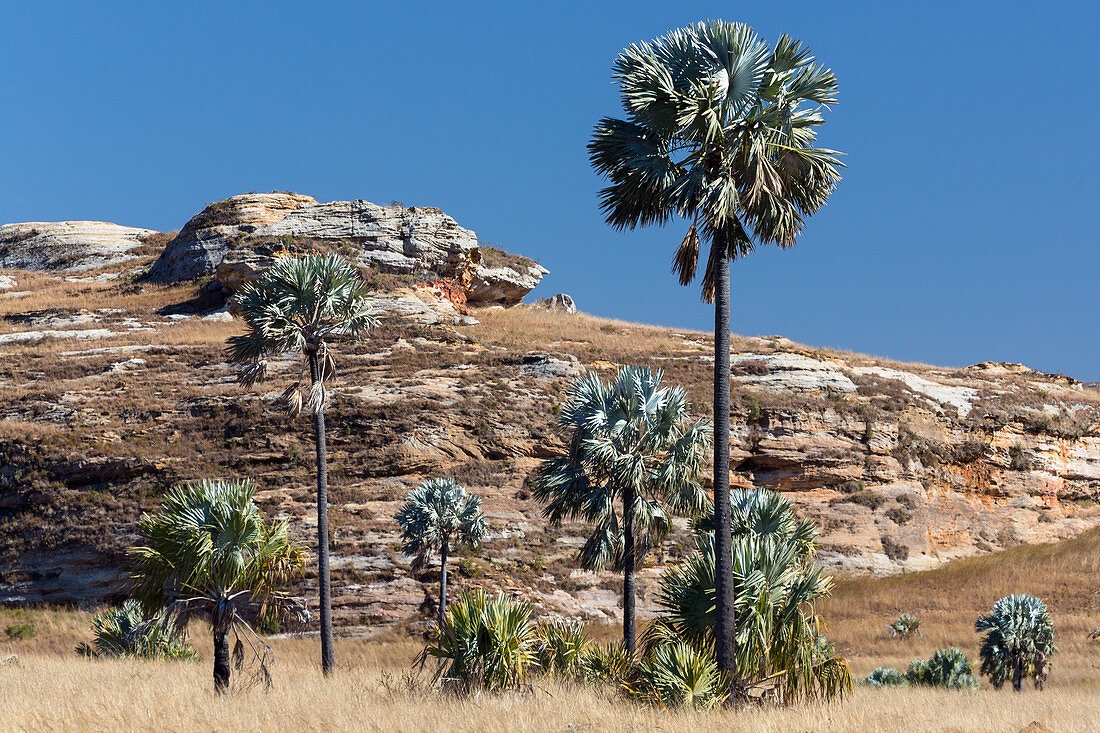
[{"x1": 2, "y1": 2, "x2": 1097, "y2": 380}]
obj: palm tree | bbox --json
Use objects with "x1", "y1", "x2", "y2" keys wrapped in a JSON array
[
  {"x1": 227, "y1": 251, "x2": 377, "y2": 676},
  {"x1": 128, "y1": 479, "x2": 309, "y2": 692},
  {"x1": 75, "y1": 600, "x2": 197, "y2": 660},
  {"x1": 395, "y1": 477, "x2": 488, "y2": 624},
  {"x1": 588, "y1": 21, "x2": 843, "y2": 675},
  {"x1": 976, "y1": 594, "x2": 1057, "y2": 691},
  {"x1": 645, "y1": 489, "x2": 850, "y2": 702},
  {"x1": 533, "y1": 366, "x2": 711, "y2": 653}
]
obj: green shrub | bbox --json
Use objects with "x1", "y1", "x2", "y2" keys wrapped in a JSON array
[
  {"x1": 624, "y1": 639, "x2": 730, "y2": 709},
  {"x1": 580, "y1": 641, "x2": 633, "y2": 685},
  {"x1": 416, "y1": 589, "x2": 538, "y2": 692},
  {"x1": 906, "y1": 648, "x2": 979, "y2": 689},
  {"x1": 887, "y1": 613, "x2": 921, "y2": 639},
  {"x1": 75, "y1": 601, "x2": 196, "y2": 660},
  {"x1": 534, "y1": 619, "x2": 592, "y2": 681},
  {"x1": 863, "y1": 667, "x2": 908, "y2": 687},
  {"x1": 4, "y1": 623, "x2": 34, "y2": 641}
]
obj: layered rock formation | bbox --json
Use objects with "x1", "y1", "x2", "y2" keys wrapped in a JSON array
[
  {"x1": 144, "y1": 193, "x2": 316, "y2": 282},
  {"x1": 144, "y1": 193, "x2": 546, "y2": 305},
  {"x1": 0, "y1": 221, "x2": 157, "y2": 272}
]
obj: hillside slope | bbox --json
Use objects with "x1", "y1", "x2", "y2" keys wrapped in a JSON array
[{"x1": 0, "y1": 245, "x2": 1097, "y2": 631}]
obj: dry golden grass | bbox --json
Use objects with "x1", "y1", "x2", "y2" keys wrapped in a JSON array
[
  {"x1": 4, "y1": 530, "x2": 1100, "y2": 732},
  {"x1": 0, "y1": 641, "x2": 1096, "y2": 732}
]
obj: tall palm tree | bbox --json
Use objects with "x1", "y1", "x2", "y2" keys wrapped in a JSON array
[
  {"x1": 227, "y1": 252, "x2": 377, "y2": 676},
  {"x1": 533, "y1": 366, "x2": 711, "y2": 653},
  {"x1": 588, "y1": 20, "x2": 843, "y2": 675},
  {"x1": 395, "y1": 477, "x2": 488, "y2": 624},
  {"x1": 128, "y1": 479, "x2": 309, "y2": 692}
]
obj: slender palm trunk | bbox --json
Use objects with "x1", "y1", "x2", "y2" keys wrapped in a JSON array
[
  {"x1": 213, "y1": 629, "x2": 230, "y2": 693},
  {"x1": 309, "y1": 351, "x2": 335, "y2": 676},
  {"x1": 622, "y1": 483, "x2": 637, "y2": 654},
  {"x1": 1012, "y1": 659, "x2": 1023, "y2": 692},
  {"x1": 438, "y1": 539, "x2": 449, "y2": 625},
  {"x1": 713, "y1": 227, "x2": 735, "y2": 678}
]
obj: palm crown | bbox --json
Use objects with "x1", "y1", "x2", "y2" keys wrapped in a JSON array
[
  {"x1": 976, "y1": 593, "x2": 1057, "y2": 691},
  {"x1": 534, "y1": 366, "x2": 712, "y2": 571},
  {"x1": 128, "y1": 478, "x2": 309, "y2": 690},
  {"x1": 589, "y1": 20, "x2": 843, "y2": 300},
  {"x1": 129, "y1": 478, "x2": 308, "y2": 625},
  {"x1": 227, "y1": 252, "x2": 377, "y2": 412},
  {"x1": 396, "y1": 477, "x2": 489, "y2": 568}
]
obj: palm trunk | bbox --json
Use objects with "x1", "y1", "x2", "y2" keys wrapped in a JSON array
[
  {"x1": 713, "y1": 225, "x2": 735, "y2": 678},
  {"x1": 213, "y1": 629, "x2": 230, "y2": 693},
  {"x1": 622, "y1": 483, "x2": 637, "y2": 654},
  {"x1": 1012, "y1": 659, "x2": 1023, "y2": 692},
  {"x1": 309, "y1": 351, "x2": 335, "y2": 677},
  {"x1": 438, "y1": 538, "x2": 449, "y2": 625}
]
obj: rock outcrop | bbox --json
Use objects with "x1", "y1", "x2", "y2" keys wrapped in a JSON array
[
  {"x1": 145, "y1": 193, "x2": 546, "y2": 306},
  {"x1": 0, "y1": 221, "x2": 157, "y2": 272},
  {"x1": 144, "y1": 193, "x2": 318, "y2": 282},
  {"x1": 467, "y1": 247, "x2": 549, "y2": 306},
  {"x1": 534, "y1": 293, "x2": 577, "y2": 314}
]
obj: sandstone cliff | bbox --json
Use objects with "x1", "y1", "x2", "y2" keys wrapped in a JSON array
[{"x1": 0, "y1": 241, "x2": 1097, "y2": 631}]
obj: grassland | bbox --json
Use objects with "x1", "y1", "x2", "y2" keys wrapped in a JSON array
[{"x1": 3, "y1": 530, "x2": 1099, "y2": 732}]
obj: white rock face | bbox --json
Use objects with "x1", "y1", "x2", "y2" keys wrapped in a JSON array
[
  {"x1": 234, "y1": 200, "x2": 480, "y2": 286},
  {"x1": 0, "y1": 275, "x2": 15, "y2": 289},
  {"x1": 0, "y1": 222, "x2": 156, "y2": 272},
  {"x1": 731, "y1": 352, "x2": 857, "y2": 393},
  {"x1": 534, "y1": 293, "x2": 577, "y2": 314},
  {"x1": 852, "y1": 366, "x2": 978, "y2": 416},
  {"x1": 0, "y1": 329, "x2": 115, "y2": 345}
]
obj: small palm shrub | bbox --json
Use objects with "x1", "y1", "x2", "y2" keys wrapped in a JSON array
[
  {"x1": 649, "y1": 489, "x2": 851, "y2": 704},
  {"x1": 75, "y1": 601, "x2": 196, "y2": 660},
  {"x1": 417, "y1": 588, "x2": 539, "y2": 692},
  {"x1": 888, "y1": 613, "x2": 921, "y2": 639},
  {"x1": 863, "y1": 667, "x2": 908, "y2": 687},
  {"x1": 976, "y1": 593, "x2": 1057, "y2": 691},
  {"x1": 624, "y1": 640, "x2": 730, "y2": 709},
  {"x1": 906, "y1": 648, "x2": 979, "y2": 689},
  {"x1": 580, "y1": 641, "x2": 634, "y2": 685},
  {"x1": 535, "y1": 619, "x2": 593, "y2": 681}
]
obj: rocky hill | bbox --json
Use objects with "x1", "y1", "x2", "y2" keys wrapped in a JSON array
[{"x1": 0, "y1": 207, "x2": 1097, "y2": 632}]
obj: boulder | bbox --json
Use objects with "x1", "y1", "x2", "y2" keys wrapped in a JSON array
[
  {"x1": 467, "y1": 247, "x2": 549, "y2": 306},
  {"x1": 534, "y1": 293, "x2": 577, "y2": 314},
  {"x1": 0, "y1": 221, "x2": 157, "y2": 272}
]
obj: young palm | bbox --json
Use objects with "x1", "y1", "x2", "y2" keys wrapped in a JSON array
[
  {"x1": 227, "y1": 252, "x2": 377, "y2": 676},
  {"x1": 976, "y1": 594, "x2": 1057, "y2": 691},
  {"x1": 646, "y1": 489, "x2": 850, "y2": 702},
  {"x1": 128, "y1": 479, "x2": 309, "y2": 692},
  {"x1": 589, "y1": 20, "x2": 843, "y2": 676},
  {"x1": 533, "y1": 366, "x2": 711, "y2": 653},
  {"x1": 396, "y1": 477, "x2": 488, "y2": 624}
]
